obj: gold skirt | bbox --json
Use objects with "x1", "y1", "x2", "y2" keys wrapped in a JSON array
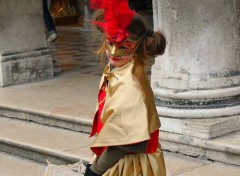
[{"x1": 103, "y1": 146, "x2": 166, "y2": 176}]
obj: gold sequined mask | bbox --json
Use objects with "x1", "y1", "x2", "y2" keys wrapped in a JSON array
[{"x1": 105, "y1": 36, "x2": 140, "y2": 57}]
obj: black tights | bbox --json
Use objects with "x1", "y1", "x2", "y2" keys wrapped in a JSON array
[{"x1": 90, "y1": 141, "x2": 147, "y2": 175}]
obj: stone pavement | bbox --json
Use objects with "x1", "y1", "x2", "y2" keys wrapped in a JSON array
[
  {"x1": 0, "y1": 152, "x2": 45, "y2": 176},
  {"x1": 0, "y1": 29, "x2": 240, "y2": 176}
]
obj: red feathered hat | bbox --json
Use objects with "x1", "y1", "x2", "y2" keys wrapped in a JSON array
[{"x1": 90, "y1": 0, "x2": 135, "y2": 43}]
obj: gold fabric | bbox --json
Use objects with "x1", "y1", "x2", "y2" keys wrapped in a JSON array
[
  {"x1": 91, "y1": 59, "x2": 160, "y2": 147},
  {"x1": 103, "y1": 145, "x2": 166, "y2": 176}
]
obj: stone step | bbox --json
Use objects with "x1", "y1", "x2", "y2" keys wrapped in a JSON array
[
  {"x1": 0, "y1": 72, "x2": 100, "y2": 134},
  {"x1": 1, "y1": 102, "x2": 240, "y2": 167},
  {"x1": 1, "y1": 116, "x2": 240, "y2": 175},
  {"x1": 164, "y1": 152, "x2": 240, "y2": 176},
  {"x1": 0, "y1": 104, "x2": 93, "y2": 133},
  {"x1": 2, "y1": 150, "x2": 240, "y2": 176},
  {"x1": 0, "y1": 116, "x2": 94, "y2": 165},
  {"x1": 0, "y1": 152, "x2": 45, "y2": 176},
  {"x1": 160, "y1": 115, "x2": 240, "y2": 139},
  {"x1": 160, "y1": 130, "x2": 240, "y2": 166},
  {"x1": 174, "y1": 162, "x2": 240, "y2": 176}
]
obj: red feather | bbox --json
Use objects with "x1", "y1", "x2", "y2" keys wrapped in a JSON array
[{"x1": 90, "y1": 0, "x2": 135, "y2": 43}]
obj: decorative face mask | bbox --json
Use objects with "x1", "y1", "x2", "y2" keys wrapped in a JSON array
[{"x1": 105, "y1": 36, "x2": 140, "y2": 57}]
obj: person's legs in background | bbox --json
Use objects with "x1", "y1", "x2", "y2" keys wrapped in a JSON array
[{"x1": 42, "y1": 0, "x2": 57, "y2": 42}]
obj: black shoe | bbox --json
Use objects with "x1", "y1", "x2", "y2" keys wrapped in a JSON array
[
  {"x1": 84, "y1": 164, "x2": 91, "y2": 176},
  {"x1": 89, "y1": 170, "x2": 101, "y2": 176},
  {"x1": 84, "y1": 164, "x2": 101, "y2": 176}
]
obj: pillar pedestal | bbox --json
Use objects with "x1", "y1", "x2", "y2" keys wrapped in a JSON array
[
  {"x1": 0, "y1": 0, "x2": 53, "y2": 86},
  {"x1": 152, "y1": 0, "x2": 240, "y2": 139}
]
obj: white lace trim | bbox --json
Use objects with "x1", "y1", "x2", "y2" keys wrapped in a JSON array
[{"x1": 43, "y1": 160, "x2": 86, "y2": 176}]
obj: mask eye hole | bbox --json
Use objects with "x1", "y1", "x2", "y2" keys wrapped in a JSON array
[{"x1": 119, "y1": 46, "x2": 127, "y2": 49}]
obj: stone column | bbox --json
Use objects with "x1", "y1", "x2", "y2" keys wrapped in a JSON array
[
  {"x1": 0, "y1": 0, "x2": 53, "y2": 86},
  {"x1": 152, "y1": 0, "x2": 240, "y2": 139}
]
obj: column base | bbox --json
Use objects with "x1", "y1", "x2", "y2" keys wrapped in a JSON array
[
  {"x1": 160, "y1": 131, "x2": 240, "y2": 166},
  {"x1": 0, "y1": 49, "x2": 53, "y2": 87},
  {"x1": 160, "y1": 115, "x2": 240, "y2": 139},
  {"x1": 154, "y1": 86, "x2": 240, "y2": 139}
]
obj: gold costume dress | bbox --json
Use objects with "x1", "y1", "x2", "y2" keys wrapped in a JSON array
[{"x1": 90, "y1": 59, "x2": 166, "y2": 176}]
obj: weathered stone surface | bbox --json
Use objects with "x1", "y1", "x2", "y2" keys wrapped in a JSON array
[
  {"x1": 160, "y1": 131, "x2": 240, "y2": 166},
  {"x1": 0, "y1": 71, "x2": 100, "y2": 131},
  {"x1": 156, "y1": 104, "x2": 240, "y2": 119},
  {"x1": 0, "y1": 0, "x2": 54, "y2": 86},
  {"x1": 176, "y1": 162, "x2": 240, "y2": 176},
  {"x1": 1, "y1": 51, "x2": 54, "y2": 86},
  {"x1": 206, "y1": 150, "x2": 240, "y2": 166},
  {"x1": 0, "y1": 0, "x2": 46, "y2": 54},
  {"x1": 0, "y1": 61, "x2": 12, "y2": 86},
  {"x1": 152, "y1": 0, "x2": 240, "y2": 140},
  {"x1": 160, "y1": 115, "x2": 240, "y2": 139},
  {"x1": 0, "y1": 107, "x2": 92, "y2": 133},
  {"x1": 152, "y1": 0, "x2": 240, "y2": 90},
  {"x1": 0, "y1": 152, "x2": 45, "y2": 176},
  {"x1": 161, "y1": 141, "x2": 206, "y2": 159},
  {"x1": 0, "y1": 116, "x2": 93, "y2": 165},
  {"x1": 160, "y1": 117, "x2": 183, "y2": 134},
  {"x1": 164, "y1": 152, "x2": 210, "y2": 176},
  {"x1": 183, "y1": 115, "x2": 240, "y2": 139}
]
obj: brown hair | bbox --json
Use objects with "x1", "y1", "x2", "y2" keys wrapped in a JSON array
[{"x1": 92, "y1": 10, "x2": 166, "y2": 64}]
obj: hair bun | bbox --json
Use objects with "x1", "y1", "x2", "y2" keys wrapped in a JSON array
[{"x1": 145, "y1": 30, "x2": 154, "y2": 37}]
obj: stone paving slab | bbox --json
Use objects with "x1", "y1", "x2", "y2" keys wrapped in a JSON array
[
  {"x1": 160, "y1": 115, "x2": 240, "y2": 139},
  {"x1": 176, "y1": 162, "x2": 240, "y2": 176},
  {"x1": 209, "y1": 131, "x2": 240, "y2": 154},
  {"x1": 161, "y1": 130, "x2": 240, "y2": 155},
  {"x1": 0, "y1": 70, "x2": 101, "y2": 121},
  {"x1": 161, "y1": 130, "x2": 240, "y2": 166},
  {"x1": 0, "y1": 116, "x2": 94, "y2": 164},
  {"x1": 164, "y1": 152, "x2": 211, "y2": 176},
  {"x1": 0, "y1": 152, "x2": 45, "y2": 176}
]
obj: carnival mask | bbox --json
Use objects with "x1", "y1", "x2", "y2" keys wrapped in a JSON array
[{"x1": 105, "y1": 36, "x2": 140, "y2": 57}]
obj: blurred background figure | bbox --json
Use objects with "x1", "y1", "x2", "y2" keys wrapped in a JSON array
[{"x1": 43, "y1": 0, "x2": 57, "y2": 42}]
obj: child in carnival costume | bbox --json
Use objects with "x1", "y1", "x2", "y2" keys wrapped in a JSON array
[{"x1": 85, "y1": 0, "x2": 167, "y2": 175}]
